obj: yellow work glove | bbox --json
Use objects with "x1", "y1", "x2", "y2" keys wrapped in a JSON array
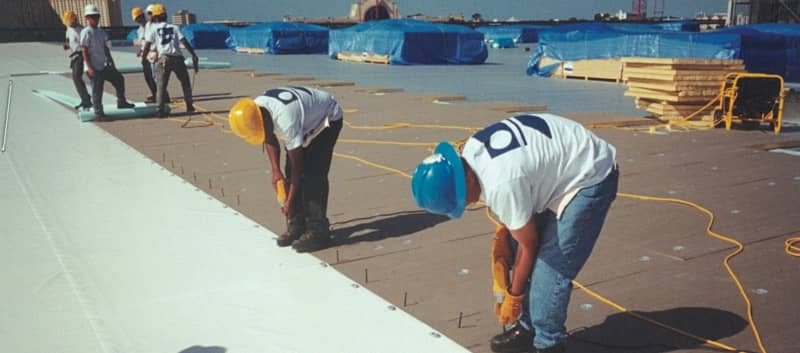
[
  {"x1": 497, "y1": 290, "x2": 525, "y2": 326},
  {"x1": 491, "y1": 225, "x2": 514, "y2": 307}
]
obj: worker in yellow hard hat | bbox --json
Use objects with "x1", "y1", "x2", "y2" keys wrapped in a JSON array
[
  {"x1": 62, "y1": 10, "x2": 91, "y2": 109},
  {"x1": 229, "y1": 87, "x2": 344, "y2": 253},
  {"x1": 131, "y1": 6, "x2": 157, "y2": 102}
]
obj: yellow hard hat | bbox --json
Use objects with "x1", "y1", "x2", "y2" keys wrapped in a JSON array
[
  {"x1": 150, "y1": 3, "x2": 166, "y2": 16},
  {"x1": 131, "y1": 7, "x2": 144, "y2": 21},
  {"x1": 229, "y1": 98, "x2": 265, "y2": 145},
  {"x1": 62, "y1": 10, "x2": 77, "y2": 27}
]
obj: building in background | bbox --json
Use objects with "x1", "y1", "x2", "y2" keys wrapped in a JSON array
[
  {"x1": 49, "y1": 0, "x2": 122, "y2": 27},
  {"x1": 349, "y1": 0, "x2": 399, "y2": 22},
  {"x1": 728, "y1": 0, "x2": 800, "y2": 25},
  {"x1": 173, "y1": 9, "x2": 197, "y2": 25}
]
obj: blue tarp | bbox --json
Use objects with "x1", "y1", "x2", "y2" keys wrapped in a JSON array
[
  {"x1": 226, "y1": 22, "x2": 329, "y2": 54},
  {"x1": 716, "y1": 24, "x2": 800, "y2": 82},
  {"x1": 476, "y1": 25, "x2": 550, "y2": 44},
  {"x1": 526, "y1": 22, "x2": 741, "y2": 76},
  {"x1": 181, "y1": 24, "x2": 231, "y2": 49},
  {"x1": 328, "y1": 19, "x2": 488, "y2": 65}
]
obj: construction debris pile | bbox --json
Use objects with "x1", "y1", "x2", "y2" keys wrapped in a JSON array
[{"x1": 623, "y1": 57, "x2": 745, "y2": 121}]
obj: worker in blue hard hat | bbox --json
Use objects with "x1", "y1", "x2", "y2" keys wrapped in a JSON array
[{"x1": 411, "y1": 113, "x2": 618, "y2": 353}]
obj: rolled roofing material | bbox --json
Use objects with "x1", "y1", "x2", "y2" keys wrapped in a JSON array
[{"x1": 33, "y1": 89, "x2": 164, "y2": 121}]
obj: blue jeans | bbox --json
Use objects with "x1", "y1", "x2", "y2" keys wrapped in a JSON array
[{"x1": 511, "y1": 167, "x2": 618, "y2": 349}]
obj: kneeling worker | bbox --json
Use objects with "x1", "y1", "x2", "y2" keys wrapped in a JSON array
[
  {"x1": 411, "y1": 114, "x2": 618, "y2": 353},
  {"x1": 141, "y1": 4, "x2": 198, "y2": 117},
  {"x1": 228, "y1": 87, "x2": 343, "y2": 252}
]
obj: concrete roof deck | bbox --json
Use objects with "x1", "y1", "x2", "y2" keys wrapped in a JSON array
[{"x1": 3, "y1": 42, "x2": 799, "y2": 353}]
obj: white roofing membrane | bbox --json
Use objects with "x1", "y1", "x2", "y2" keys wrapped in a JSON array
[{"x1": 0, "y1": 43, "x2": 468, "y2": 353}]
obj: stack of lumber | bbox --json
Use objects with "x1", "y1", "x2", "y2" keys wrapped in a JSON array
[
  {"x1": 335, "y1": 51, "x2": 391, "y2": 64},
  {"x1": 541, "y1": 56, "x2": 623, "y2": 82},
  {"x1": 622, "y1": 57, "x2": 746, "y2": 121}
]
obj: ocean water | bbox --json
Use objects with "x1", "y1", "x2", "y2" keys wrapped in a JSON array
[{"x1": 191, "y1": 47, "x2": 642, "y2": 116}]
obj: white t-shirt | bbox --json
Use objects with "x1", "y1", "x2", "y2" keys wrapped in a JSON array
[
  {"x1": 462, "y1": 113, "x2": 617, "y2": 230},
  {"x1": 79, "y1": 26, "x2": 109, "y2": 70},
  {"x1": 146, "y1": 22, "x2": 184, "y2": 57},
  {"x1": 66, "y1": 25, "x2": 83, "y2": 56},
  {"x1": 253, "y1": 86, "x2": 343, "y2": 150}
]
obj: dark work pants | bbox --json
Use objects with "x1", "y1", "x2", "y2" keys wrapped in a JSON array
[
  {"x1": 90, "y1": 66, "x2": 127, "y2": 114},
  {"x1": 141, "y1": 60, "x2": 157, "y2": 97},
  {"x1": 285, "y1": 119, "x2": 343, "y2": 233},
  {"x1": 157, "y1": 55, "x2": 192, "y2": 113},
  {"x1": 69, "y1": 56, "x2": 91, "y2": 106}
]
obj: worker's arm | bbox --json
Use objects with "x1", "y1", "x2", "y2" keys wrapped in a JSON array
[
  {"x1": 508, "y1": 218, "x2": 540, "y2": 296},
  {"x1": 496, "y1": 216, "x2": 540, "y2": 325},
  {"x1": 141, "y1": 42, "x2": 151, "y2": 65},
  {"x1": 104, "y1": 45, "x2": 115, "y2": 68},
  {"x1": 283, "y1": 147, "x2": 303, "y2": 218},
  {"x1": 264, "y1": 130, "x2": 284, "y2": 189},
  {"x1": 180, "y1": 38, "x2": 199, "y2": 72},
  {"x1": 81, "y1": 47, "x2": 94, "y2": 77}
]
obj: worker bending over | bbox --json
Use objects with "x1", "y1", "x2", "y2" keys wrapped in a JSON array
[
  {"x1": 141, "y1": 4, "x2": 198, "y2": 117},
  {"x1": 61, "y1": 10, "x2": 91, "y2": 110},
  {"x1": 80, "y1": 4, "x2": 134, "y2": 118},
  {"x1": 411, "y1": 114, "x2": 618, "y2": 353},
  {"x1": 228, "y1": 86, "x2": 343, "y2": 253}
]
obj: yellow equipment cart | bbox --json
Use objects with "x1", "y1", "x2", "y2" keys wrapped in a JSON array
[{"x1": 715, "y1": 73, "x2": 787, "y2": 134}]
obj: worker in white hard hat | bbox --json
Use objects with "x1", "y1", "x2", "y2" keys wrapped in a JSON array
[
  {"x1": 79, "y1": 4, "x2": 134, "y2": 119},
  {"x1": 227, "y1": 87, "x2": 344, "y2": 252},
  {"x1": 141, "y1": 4, "x2": 198, "y2": 117},
  {"x1": 411, "y1": 114, "x2": 618, "y2": 353},
  {"x1": 131, "y1": 7, "x2": 157, "y2": 102},
  {"x1": 61, "y1": 10, "x2": 91, "y2": 110}
]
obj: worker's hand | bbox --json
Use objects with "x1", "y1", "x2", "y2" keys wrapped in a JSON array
[
  {"x1": 141, "y1": 57, "x2": 149, "y2": 66},
  {"x1": 497, "y1": 290, "x2": 525, "y2": 326},
  {"x1": 192, "y1": 54, "x2": 199, "y2": 73},
  {"x1": 63, "y1": 44, "x2": 70, "y2": 51},
  {"x1": 136, "y1": 49, "x2": 142, "y2": 58},
  {"x1": 281, "y1": 197, "x2": 294, "y2": 218},
  {"x1": 87, "y1": 67, "x2": 95, "y2": 78}
]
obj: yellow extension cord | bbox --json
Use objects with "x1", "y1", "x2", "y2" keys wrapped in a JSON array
[{"x1": 165, "y1": 100, "x2": 800, "y2": 353}]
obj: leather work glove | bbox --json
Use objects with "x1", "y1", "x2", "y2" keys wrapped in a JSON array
[
  {"x1": 491, "y1": 225, "x2": 514, "y2": 307},
  {"x1": 497, "y1": 290, "x2": 525, "y2": 326}
]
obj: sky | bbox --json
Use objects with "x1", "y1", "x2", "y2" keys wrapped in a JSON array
[{"x1": 121, "y1": 0, "x2": 728, "y2": 26}]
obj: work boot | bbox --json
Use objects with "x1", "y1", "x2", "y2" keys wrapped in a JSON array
[
  {"x1": 292, "y1": 220, "x2": 331, "y2": 253},
  {"x1": 532, "y1": 343, "x2": 565, "y2": 353},
  {"x1": 276, "y1": 217, "x2": 305, "y2": 247},
  {"x1": 490, "y1": 322, "x2": 533, "y2": 353},
  {"x1": 145, "y1": 95, "x2": 156, "y2": 103},
  {"x1": 117, "y1": 101, "x2": 135, "y2": 109}
]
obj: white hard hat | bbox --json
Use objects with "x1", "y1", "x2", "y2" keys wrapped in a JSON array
[
  {"x1": 146, "y1": 4, "x2": 154, "y2": 14},
  {"x1": 84, "y1": 4, "x2": 100, "y2": 16}
]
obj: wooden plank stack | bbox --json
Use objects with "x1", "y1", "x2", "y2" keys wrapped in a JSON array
[
  {"x1": 541, "y1": 56, "x2": 624, "y2": 82},
  {"x1": 622, "y1": 57, "x2": 746, "y2": 121},
  {"x1": 335, "y1": 51, "x2": 391, "y2": 64}
]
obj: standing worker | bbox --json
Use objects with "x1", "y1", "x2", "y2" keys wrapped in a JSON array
[
  {"x1": 228, "y1": 86, "x2": 344, "y2": 252},
  {"x1": 62, "y1": 10, "x2": 91, "y2": 110},
  {"x1": 411, "y1": 114, "x2": 618, "y2": 353},
  {"x1": 79, "y1": 4, "x2": 134, "y2": 119},
  {"x1": 131, "y1": 7, "x2": 157, "y2": 103},
  {"x1": 141, "y1": 4, "x2": 198, "y2": 117}
]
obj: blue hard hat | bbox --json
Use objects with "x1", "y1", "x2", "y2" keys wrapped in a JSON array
[{"x1": 411, "y1": 142, "x2": 467, "y2": 219}]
